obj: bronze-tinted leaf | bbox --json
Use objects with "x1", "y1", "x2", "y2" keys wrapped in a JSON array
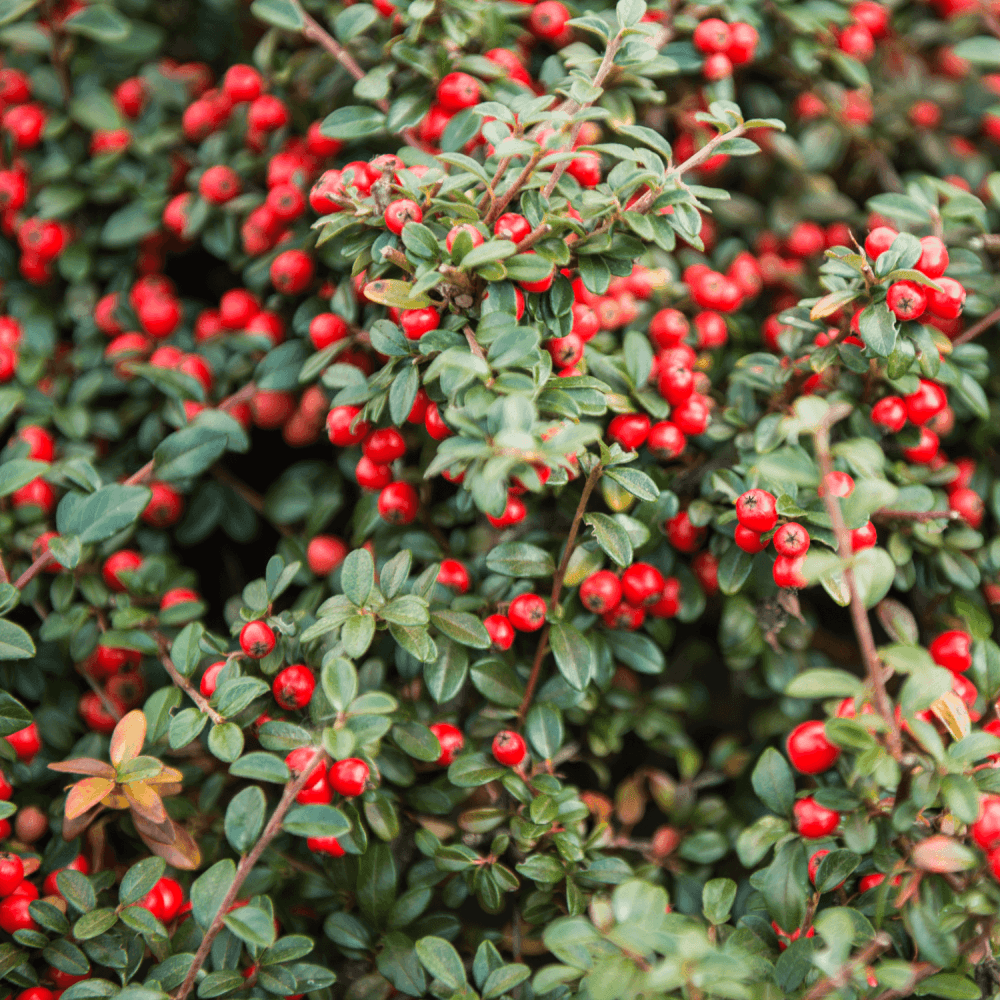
[
  {"x1": 103, "y1": 791, "x2": 129, "y2": 810},
  {"x1": 138, "y1": 819, "x2": 201, "y2": 870},
  {"x1": 62, "y1": 803, "x2": 103, "y2": 841},
  {"x1": 147, "y1": 765, "x2": 184, "y2": 785},
  {"x1": 132, "y1": 810, "x2": 176, "y2": 845},
  {"x1": 48, "y1": 758, "x2": 115, "y2": 777},
  {"x1": 123, "y1": 781, "x2": 166, "y2": 824},
  {"x1": 110, "y1": 710, "x2": 146, "y2": 767},
  {"x1": 65, "y1": 777, "x2": 115, "y2": 819}
]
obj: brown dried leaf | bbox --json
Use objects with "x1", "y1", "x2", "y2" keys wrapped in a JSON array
[
  {"x1": 65, "y1": 777, "x2": 115, "y2": 820},
  {"x1": 123, "y1": 782, "x2": 166, "y2": 824},
  {"x1": 110, "y1": 710, "x2": 146, "y2": 767},
  {"x1": 48, "y1": 758, "x2": 115, "y2": 777},
  {"x1": 930, "y1": 690, "x2": 970, "y2": 741},
  {"x1": 132, "y1": 810, "x2": 177, "y2": 845},
  {"x1": 62, "y1": 803, "x2": 104, "y2": 840}
]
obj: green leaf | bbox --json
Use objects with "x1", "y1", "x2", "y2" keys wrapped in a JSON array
[
  {"x1": 321, "y1": 106, "x2": 387, "y2": 140},
  {"x1": 208, "y1": 722, "x2": 244, "y2": 762},
  {"x1": 915, "y1": 974, "x2": 982, "y2": 1000},
  {"x1": 154, "y1": 427, "x2": 229, "y2": 482},
  {"x1": 56, "y1": 485, "x2": 150, "y2": 543},
  {"x1": 814, "y1": 850, "x2": 861, "y2": 893},
  {"x1": 952, "y1": 36, "x2": 1000, "y2": 65},
  {"x1": 380, "y1": 595, "x2": 429, "y2": 626},
  {"x1": 717, "y1": 545, "x2": 753, "y2": 596},
  {"x1": 583, "y1": 513, "x2": 632, "y2": 567},
  {"x1": 341, "y1": 548, "x2": 374, "y2": 605},
  {"x1": 415, "y1": 937, "x2": 467, "y2": 990},
  {"x1": 283, "y1": 805, "x2": 351, "y2": 839},
  {"x1": 119, "y1": 857, "x2": 166, "y2": 905},
  {"x1": 224, "y1": 905, "x2": 276, "y2": 948},
  {"x1": 0, "y1": 460, "x2": 48, "y2": 497},
  {"x1": 853, "y1": 547, "x2": 896, "y2": 608},
  {"x1": 424, "y1": 638, "x2": 467, "y2": 703},
  {"x1": 526, "y1": 704, "x2": 563, "y2": 760},
  {"x1": 485, "y1": 542, "x2": 555, "y2": 578},
  {"x1": 73, "y1": 909, "x2": 118, "y2": 940},
  {"x1": 198, "y1": 971, "x2": 245, "y2": 998},
  {"x1": 430, "y1": 610, "x2": 491, "y2": 648},
  {"x1": 0, "y1": 621, "x2": 34, "y2": 661},
  {"x1": 229, "y1": 752, "x2": 290, "y2": 784},
  {"x1": 63, "y1": 3, "x2": 129, "y2": 40},
  {"x1": 857, "y1": 302, "x2": 897, "y2": 357},
  {"x1": 250, "y1": 0, "x2": 304, "y2": 29},
  {"x1": 603, "y1": 466, "x2": 659, "y2": 501},
  {"x1": 702, "y1": 878, "x2": 736, "y2": 925},
  {"x1": 392, "y1": 722, "x2": 441, "y2": 762},
  {"x1": 191, "y1": 859, "x2": 236, "y2": 929},
  {"x1": 57, "y1": 871, "x2": 95, "y2": 913},
  {"x1": 342, "y1": 614, "x2": 375, "y2": 658},
  {"x1": 225, "y1": 785, "x2": 267, "y2": 852},
  {"x1": 549, "y1": 622, "x2": 594, "y2": 690},
  {"x1": 785, "y1": 669, "x2": 864, "y2": 699},
  {"x1": 751, "y1": 747, "x2": 794, "y2": 816}
]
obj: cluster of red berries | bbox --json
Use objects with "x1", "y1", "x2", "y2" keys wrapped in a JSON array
[
  {"x1": 285, "y1": 749, "x2": 370, "y2": 856},
  {"x1": 0, "y1": 851, "x2": 90, "y2": 936},
  {"x1": 578, "y1": 563, "x2": 680, "y2": 632},
  {"x1": 691, "y1": 18, "x2": 760, "y2": 81}
]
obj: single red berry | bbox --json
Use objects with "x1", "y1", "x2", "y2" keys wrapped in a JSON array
[
  {"x1": 223, "y1": 64, "x2": 263, "y2": 103},
  {"x1": 787, "y1": 720, "x2": 840, "y2": 774},
  {"x1": 926, "y1": 277, "x2": 966, "y2": 319},
  {"x1": 794, "y1": 797, "x2": 840, "y2": 838},
  {"x1": 485, "y1": 494, "x2": 526, "y2": 528},
  {"x1": 102, "y1": 550, "x2": 143, "y2": 592},
  {"x1": 493, "y1": 213, "x2": 531, "y2": 242},
  {"x1": 270, "y1": 250, "x2": 314, "y2": 295},
  {"x1": 647, "y1": 421, "x2": 686, "y2": 461},
  {"x1": 850, "y1": 521, "x2": 878, "y2": 551},
  {"x1": 437, "y1": 559, "x2": 470, "y2": 593},
  {"x1": 693, "y1": 17, "x2": 731, "y2": 53},
  {"x1": 905, "y1": 380, "x2": 947, "y2": 425},
  {"x1": 247, "y1": 94, "x2": 289, "y2": 132},
  {"x1": 735, "y1": 489, "x2": 778, "y2": 532},
  {"x1": 429, "y1": 722, "x2": 464, "y2": 765},
  {"x1": 199, "y1": 661, "x2": 226, "y2": 698},
  {"x1": 484, "y1": 614, "x2": 515, "y2": 650},
  {"x1": 949, "y1": 487, "x2": 984, "y2": 528},
  {"x1": 273, "y1": 665, "x2": 316, "y2": 710},
  {"x1": 400, "y1": 307, "x2": 440, "y2": 340},
  {"x1": 0, "y1": 854, "x2": 24, "y2": 897},
  {"x1": 16, "y1": 425, "x2": 55, "y2": 461},
  {"x1": 915, "y1": 236, "x2": 949, "y2": 278},
  {"x1": 492, "y1": 730, "x2": 527, "y2": 767},
  {"x1": 773, "y1": 554, "x2": 807, "y2": 589},
  {"x1": 308, "y1": 836, "x2": 346, "y2": 857},
  {"x1": 579, "y1": 571, "x2": 622, "y2": 614},
  {"x1": 773, "y1": 523, "x2": 810, "y2": 558},
  {"x1": 363, "y1": 428, "x2": 406, "y2": 464},
  {"x1": 620, "y1": 563, "x2": 665, "y2": 608},
  {"x1": 0, "y1": 894, "x2": 37, "y2": 934},
  {"x1": 240, "y1": 620, "x2": 276, "y2": 659},
  {"x1": 886, "y1": 280, "x2": 926, "y2": 322},
  {"x1": 142, "y1": 482, "x2": 184, "y2": 528},
  {"x1": 307, "y1": 536, "x2": 347, "y2": 575},
  {"x1": 328, "y1": 757, "x2": 369, "y2": 797},
  {"x1": 973, "y1": 796, "x2": 1000, "y2": 851},
  {"x1": 607, "y1": 414, "x2": 651, "y2": 451},
  {"x1": 446, "y1": 224, "x2": 485, "y2": 252},
  {"x1": 326, "y1": 405, "x2": 370, "y2": 446},
  {"x1": 5, "y1": 723, "x2": 40, "y2": 764},
  {"x1": 309, "y1": 313, "x2": 349, "y2": 351},
  {"x1": 508, "y1": 593, "x2": 547, "y2": 632},
  {"x1": 929, "y1": 630, "x2": 971, "y2": 673},
  {"x1": 818, "y1": 471, "x2": 854, "y2": 497},
  {"x1": 378, "y1": 482, "x2": 419, "y2": 525},
  {"x1": 199, "y1": 165, "x2": 241, "y2": 204},
  {"x1": 871, "y1": 395, "x2": 907, "y2": 432},
  {"x1": 902, "y1": 427, "x2": 939, "y2": 464},
  {"x1": 437, "y1": 72, "x2": 480, "y2": 111},
  {"x1": 664, "y1": 511, "x2": 705, "y2": 553},
  {"x1": 355, "y1": 456, "x2": 393, "y2": 490},
  {"x1": 384, "y1": 199, "x2": 422, "y2": 235},
  {"x1": 864, "y1": 226, "x2": 898, "y2": 259},
  {"x1": 734, "y1": 524, "x2": 766, "y2": 553}
]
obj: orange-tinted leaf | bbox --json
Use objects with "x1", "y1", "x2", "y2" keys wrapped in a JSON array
[
  {"x1": 110, "y1": 710, "x2": 147, "y2": 767},
  {"x1": 911, "y1": 834, "x2": 977, "y2": 873},
  {"x1": 65, "y1": 777, "x2": 115, "y2": 819},
  {"x1": 147, "y1": 765, "x2": 183, "y2": 785},
  {"x1": 930, "y1": 691, "x2": 970, "y2": 741},
  {"x1": 103, "y1": 791, "x2": 129, "y2": 810},
  {"x1": 48, "y1": 758, "x2": 115, "y2": 777},
  {"x1": 123, "y1": 781, "x2": 166, "y2": 824}
]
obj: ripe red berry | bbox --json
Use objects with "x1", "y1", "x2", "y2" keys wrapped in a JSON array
[
  {"x1": 240, "y1": 620, "x2": 276, "y2": 659},
  {"x1": 665, "y1": 510, "x2": 705, "y2": 553},
  {"x1": 772, "y1": 554, "x2": 807, "y2": 589},
  {"x1": 273, "y1": 665, "x2": 316, "y2": 710},
  {"x1": 270, "y1": 250, "x2": 314, "y2": 295},
  {"x1": 248, "y1": 94, "x2": 289, "y2": 132},
  {"x1": 973, "y1": 795, "x2": 1000, "y2": 851},
  {"x1": 143, "y1": 482, "x2": 184, "y2": 528},
  {"x1": 355, "y1": 456, "x2": 393, "y2": 490},
  {"x1": 429, "y1": 722, "x2": 464, "y2": 765},
  {"x1": 437, "y1": 559, "x2": 470, "y2": 593},
  {"x1": 400, "y1": 307, "x2": 439, "y2": 340},
  {"x1": 307, "y1": 535, "x2": 347, "y2": 575},
  {"x1": 929, "y1": 630, "x2": 971, "y2": 673},
  {"x1": 794, "y1": 796, "x2": 841, "y2": 838},
  {"x1": 734, "y1": 524, "x2": 766, "y2": 553},
  {"x1": 949, "y1": 487, "x2": 984, "y2": 528},
  {"x1": 850, "y1": 520, "x2": 878, "y2": 551},
  {"x1": 926, "y1": 277, "x2": 966, "y2": 319},
  {"x1": 484, "y1": 614, "x2": 515, "y2": 650},
  {"x1": 871, "y1": 395, "x2": 907, "y2": 432},
  {"x1": 902, "y1": 427, "x2": 939, "y2": 464},
  {"x1": 445, "y1": 224, "x2": 484, "y2": 252},
  {"x1": 693, "y1": 17, "x2": 731, "y2": 53},
  {"x1": 223, "y1": 64, "x2": 263, "y2": 103},
  {"x1": 905, "y1": 380, "x2": 947, "y2": 425},
  {"x1": 363, "y1": 428, "x2": 406, "y2": 464},
  {"x1": 437, "y1": 72, "x2": 480, "y2": 110},
  {"x1": 0, "y1": 894, "x2": 37, "y2": 934},
  {"x1": 508, "y1": 593, "x2": 547, "y2": 632},
  {"x1": 308, "y1": 836, "x2": 345, "y2": 857},
  {"x1": 102, "y1": 550, "x2": 143, "y2": 592},
  {"x1": 773, "y1": 523, "x2": 810, "y2": 558},
  {"x1": 327, "y1": 405, "x2": 370, "y2": 446},
  {"x1": 886, "y1": 280, "x2": 926, "y2": 321},
  {"x1": 492, "y1": 730, "x2": 527, "y2": 767},
  {"x1": 647, "y1": 421, "x2": 686, "y2": 461},
  {"x1": 200, "y1": 661, "x2": 226, "y2": 698},
  {"x1": 915, "y1": 236, "x2": 949, "y2": 278},
  {"x1": 580, "y1": 571, "x2": 622, "y2": 614},
  {"x1": 16, "y1": 425, "x2": 55, "y2": 461},
  {"x1": 199, "y1": 165, "x2": 241, "y2": 204},
  {"x1": 0, "y1": 853, "x2": 24, "y2": 897},
  {"x1": 5, "y1": 722, "x2": 40, "y2": 764},
  {"x1": 328, "y1": 757, "x2": 369, "y2": 797},
  {"x1": 494, "y1": 213, "x2": 532, "y2": 243},
  {"x1": 378, "y1": 482, "x2": 419, "y2": 525},
  {"x1": 864, "y1": 226, "x2": 898, "y2": 259},
  {"x1": 818, "y1": 471, "x2": 855, "y2": 497},
  {"x1": 786, "y1": 719, "x2": 840, "y2": 774},
  {"x1": 620, "y1": 563, "x2": 665, "y2": 608},
  {"x1": 735, "y1": 489, "x2": 778, "y2": 532},
  {"x1": 384, "y1": 199, "x2": 422, "y2": 235}
]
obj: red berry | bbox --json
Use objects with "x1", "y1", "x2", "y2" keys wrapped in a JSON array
[
  {"x1": 248, "y1": 95, "x2": 289, "y2": 132},
  {"x1": 886, "y1": 280, "x2": 926, "y2": 322},
  {"x1": 328, "y1": 758, "x2": 369, "y2": 797},
  {"x1": 5, "y1": 723, "x2": 40, "y2": 764},
  {"x1": 929, "y1": 630, "x2": 971, "y2": 672},
  {"x1": 400, "y1": 307, "x2": 439, "y2": 340},
  {"x1": 647, "y1": 421, "x2": 686, "y2": 461},
  {"x1": 735, "y1": 489, "x2": 778, "y2": 532},
  {"x1": 902, "y1": 427, "x2": 939, "y2": 464},
  {"x1": 508, "y1": 593, "x2": 547, "y2": 632},
  {"x1": 437, "y1": 559, "x2": 470, "y2": 593},
  {"x1": 199, "y1": 165, "x2": 241, "y2": 204},
  {"x1": 308, "y1": 836, "x2": 345, "y2": 857},
  {"x1": 378, "y1": 482, "x2": 419, "y2": 524},
  {"x1": 445, "y1": 224, "x2": 484, "y2": 252},
  {"x1": 926, "y1": 277, "x2": 966, "y2": 319},
  {"x1": 773, "y1": 554, "x2": 807, "y2": 589},
  {"x1": 915, "y1": 236, "x2": 949, "y2": 278},
  {"x1": 818, "y1": 471, "x2": 854, "y2": 497},
  {"x1": 620, "y1": 563, "x2": 665, "y2": 608},
  {"x1": 102, "y1": 550, "x2": 142, "y2": 592},
  {"x1": 693, "y1": 17, "x2": 731, "y2": 53},
  {"x1": 973, "y1": 796, "x2": 1000, "y2": 850},
  {"x1": 16, "y1": 425, "x2": 55, "y2": 461},
  {"x1": 485, "y1": 494, "x2": 526, "y2": 529},
  {"x1": 270, "y1": 250, "x2": 314, "y2": 295},
  {"x1": 429, "y1": 723, "x2": 464, "y2": 765},
  {"x1": 950, "y1": 487, "x2": 984, "y2": 528},
  {"x1": 850, "y1": 521, "x2": 878, "y2": 551},
  {"x1": 143, "y1": 482, "x2": 184, "y2": 528},
  {"x1": 794, "y1": 796, "x2": 840, "y2": 838},
  {"x1": 200, "y1": 661, "x2": 226, "y2": 698},
  {"x1": 307, "y1": 536, "x2": 347, "y2": 575},
  {"x1": 0, "y1": 894, "x2": 36, "y2": 934},
  {"x1": 484, "y1": 614, "x2": 515, "y2": 650},
  {"x1": 355, "y1": 456, "x2": 393, "y2": 490},
  {"x1": 384, "y1": 199, "x2": 422, "y2": 235},
  {"x1": 787, "y1": 720, "x2": 840, "y2": 774},
  {"x1": 425, "y1": 403, "x2": 452, "y2": 441},
  {"x1": 326, "y1": 405, "x2": 370, "y2": 446},
  {"x1": 579, "y1": 571, "x2": 622, "y2": 614},
  {"x1": 492, "y1": 730, "x2": 527, "y2": 767},
  {"x1": 773, "y1": 523, "x2": 810, "y2": 557},
  {"x1": 0, "y1": 854, "x2": 24, "y2": 897},
  {"x1": 494, "y1": 213, "x2": 531, "y2": 242},
  {"x1": 905, "y1": 380, "x2": 947, "y2": 425},
  {"x1": 864, "y1": 226, "x2": 898, "y2": 259},
  {"x1": 273, "y1": 665, "x2": 316, "y2": 710},
  {"x1": 240, "y1": 620, "x2": 276, "y2": 659},
  {"x1": 734, "y1": 524, "x2": 766, "y2": 553},
  {"x1": 607, "y1": 414, "x2": 651, "y2": 451},
  {"x1": 223, "y1": 64, "x2": 263, "y2": 103},
  {"x1": 871, "y1": 395, "x2": 907, "y2": 432},
  {"x1": 664, "y1": 511, "x2": 705, "y2": 553},
  {"x1": 437, "y1": 72, "x2": 480, "y2": 111},
  {"x1": 309, "y1": 313, "x2": 349, "y2": 350}
]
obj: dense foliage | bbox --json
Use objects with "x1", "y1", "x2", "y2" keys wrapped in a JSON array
[{"x1": 3, "y1": 0, "x2": 1000, "y2": 997}]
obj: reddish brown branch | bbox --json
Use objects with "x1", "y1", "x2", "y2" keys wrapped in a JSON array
[
  {"x1": 952, "y1": 304, "x2": 1000, "y2": 346},
  {"x1": 154, "y1": 632, "x2": 224, "y2": 726}
]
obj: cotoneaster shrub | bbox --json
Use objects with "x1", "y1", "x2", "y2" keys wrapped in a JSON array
[{"x1": 0, "y1": 0, "x2": 999, "y2": 997}]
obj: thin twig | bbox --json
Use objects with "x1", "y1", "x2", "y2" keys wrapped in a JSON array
[
  {"x1": 814, "y1": 415, "x2": 903, "y2": 760},
  {"x1": 803, "y1": 933, "x2": 891, "y2": 1000},
  {"x1": 952, "y1": 304, "x2": 1000, "y2": 346},
  {"x1": 873, "y1": 509, "x2": 957, "y2": 523},
  {"x1": 462, "y1": 326, "x2": 492, "y2": 375},
  {"x1": 517, "y1": 464, "x2": 602, "y2": 723},
  {"x1": 14, "y1": 551, "x2": 53, "y2": 590},
  {"x1": 172, "y1": 747, "x2": 328, "y2": 1000},
  {"x1": 154, "y1": 634, "x2": 225, "y2": 726},
  {"x1": 0, "y1": 553, "x2": 9, "y2": 585}
]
